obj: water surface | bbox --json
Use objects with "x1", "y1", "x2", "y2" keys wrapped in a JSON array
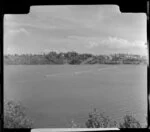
[{"x1": 4, "y1": 65, "x2": 147, "y2": 127}]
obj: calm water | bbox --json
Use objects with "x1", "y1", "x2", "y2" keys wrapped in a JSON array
[{"x1": 4, "y1": 65, "x2": 147, "y2": 128}]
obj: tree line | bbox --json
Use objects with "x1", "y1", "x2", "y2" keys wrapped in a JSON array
[{"x1": 4, "y1": 51, "x2": 147, "y2": 65}]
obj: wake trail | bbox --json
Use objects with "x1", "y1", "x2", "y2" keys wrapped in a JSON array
[
  {"x1": 45, "y1": 66, "x2": 118, "y2": 77},
  {"x1": 97, "y1": 66, "x2": 117, "y2": 71}
]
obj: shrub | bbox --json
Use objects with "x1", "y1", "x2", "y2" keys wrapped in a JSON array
[
  {"x1": 70, "y1": 119, "x2": 81, "y2": 128},
  {"x1": 85, "y1": 108, "x2": 142, "y2": 128},
  {"x1": 85, "y1": 108, "x2": 117, "y2": 128},
  {"x1": 4, "y1": 99, "x2": 33, "y2": 128},
  {"x1": 119, "y1": 114, "x2": 141, "y2": 128}
]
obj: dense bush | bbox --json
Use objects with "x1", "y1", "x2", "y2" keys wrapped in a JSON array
[
  {"x1": 85, "y1": 108, "x2": 118, "y2": 128},
  {"x1": 85, "y1": 108, "x2": 142, "y2": 128},
  {"x1": 4, "y1": 99, "x2": 33, "y2": 128},
  {"x1": 119, "y1": 114, "x2": 141, "y2": 128}
]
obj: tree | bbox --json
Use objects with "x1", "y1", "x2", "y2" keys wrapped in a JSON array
[{"x1": 4, "y1": 99, "x2": 33, "y2": 128}]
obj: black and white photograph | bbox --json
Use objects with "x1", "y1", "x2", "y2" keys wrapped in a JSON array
[{"x1": 3, "y1": 5, "x2": 148, "y2": 129}]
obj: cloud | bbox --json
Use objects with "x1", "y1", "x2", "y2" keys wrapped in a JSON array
[
  {"x1": 68, "y1": 35, "x2": 145, "y2": 47},
  {"x1": 5, "y1": 28, "x2": 29, "y2": 37},
  {"x1": 5, "y1": 47, "x2": 16, "y2": 54},
  {"x1": 101, "y1": 37, "x2": 128, "y2": 48},
  {"x1": 4, "y1": 28, "x2": 30, "y2": 40},
  {"x1": 86, "y1": 41, "x2": 99, "y2": 49},
  {"x1": 9, "y1": 28, "x2": 29, "y2": 35},
  {"x1": 101, "y1": 36, "x2": 147, "y2": 49},
  {"x1": 68, "y1": 36, "x2": 147, "y2": 54},
  {"x1": 4, "y1": 28, "x2": 30, "y2": 49},
  {"x1": 3, "y1": 6, "x2": 146, "y2": 56}
]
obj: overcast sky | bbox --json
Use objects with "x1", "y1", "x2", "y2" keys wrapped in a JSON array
[{"x1": 4, "y1": 5, "x2": 147, "y2": 55}]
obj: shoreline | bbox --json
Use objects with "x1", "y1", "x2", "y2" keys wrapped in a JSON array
[{"x1": 4, "y1": 63, "x2": 147, "y2": 66}]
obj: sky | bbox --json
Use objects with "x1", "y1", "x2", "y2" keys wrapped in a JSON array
[{"x1": 4, "y1": 5, "x2": 147, "y2": 55}]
